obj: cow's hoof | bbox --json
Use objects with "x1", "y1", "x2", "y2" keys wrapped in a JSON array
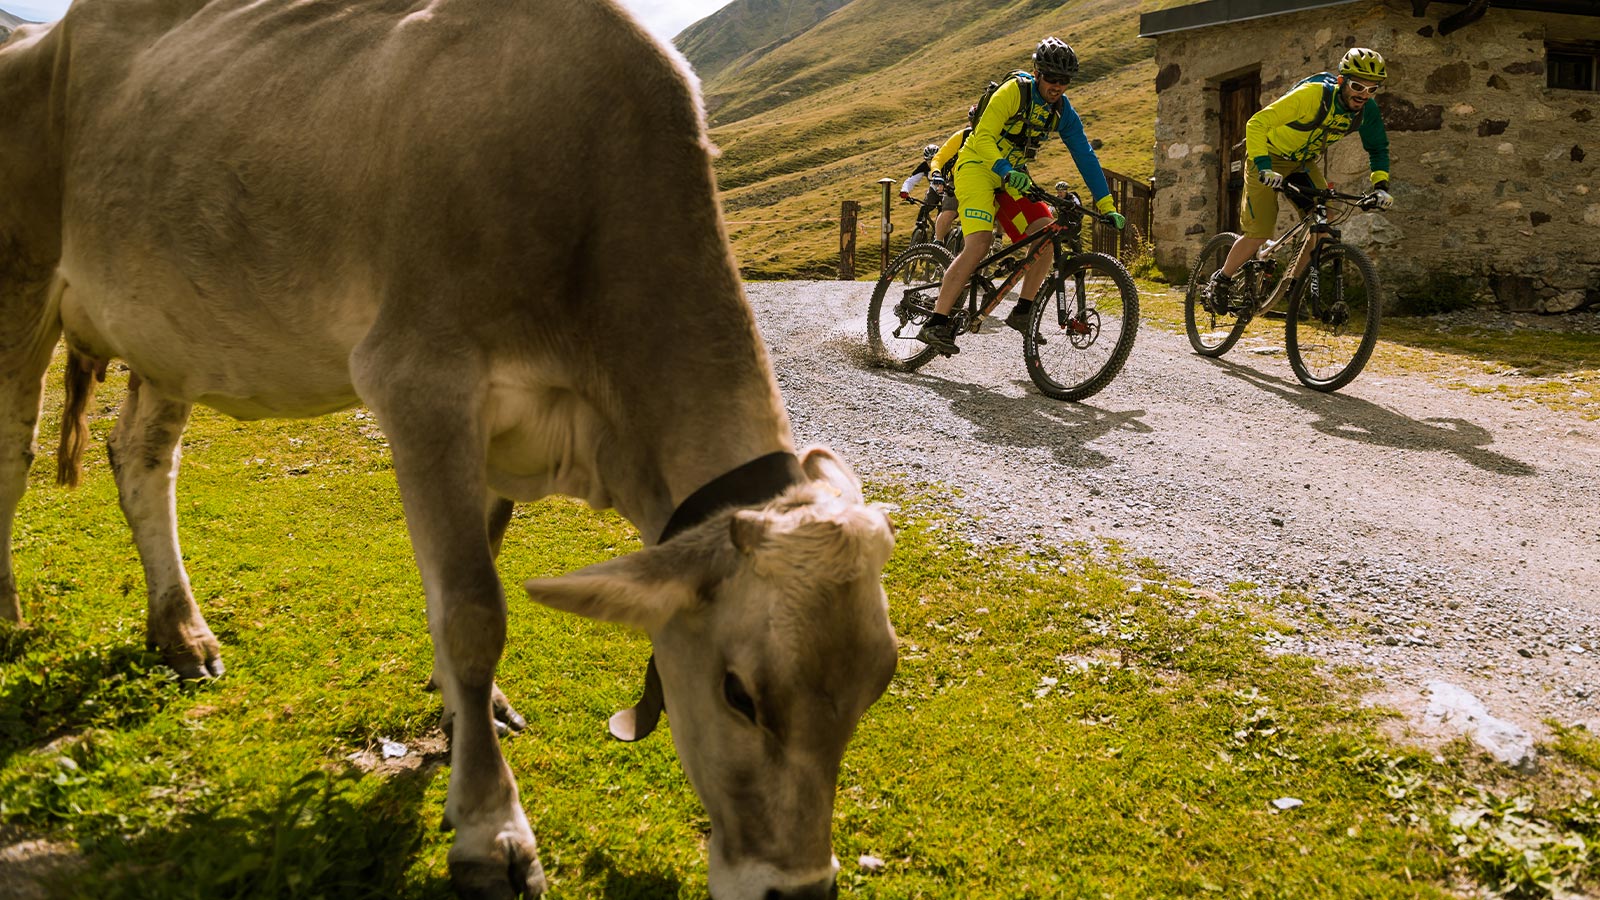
[
  {"x1": 449, "y1": 856, "x2": 547, "y2": 899},
  {"x1": 155, "y1": 642, "x2": 225, "y2": 680},
  {"x1": 491, "y1": 685, "x2": 527, "y2": 734}
]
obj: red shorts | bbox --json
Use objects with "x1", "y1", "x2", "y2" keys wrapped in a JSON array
[{"x1": 993, "y1": 190, "x2": 1053, "y2": 242}]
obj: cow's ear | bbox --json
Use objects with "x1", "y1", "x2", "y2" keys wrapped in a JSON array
[
  {"x1": 800, "y1": 445, "x2": 863, "y2": 504},
  {"x1": 525, "y1": 545, "x2": 697, "y2": 632}
]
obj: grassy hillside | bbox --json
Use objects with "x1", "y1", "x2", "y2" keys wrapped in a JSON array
[
  {"x1": 689, "y1": 0, "x2": 1167, "y2": 278},
  {"x1": 677, "y1": 0, "x2": 854, "y2": 85}
]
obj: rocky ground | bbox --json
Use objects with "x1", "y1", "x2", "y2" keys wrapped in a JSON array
[{"x1": 749, "y1": 281, "x2": 1600, "y2": 742}]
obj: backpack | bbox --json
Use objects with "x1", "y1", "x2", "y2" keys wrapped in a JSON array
[{"x1": 972, "y1": 71, "x2": 1060, "y2": 161}]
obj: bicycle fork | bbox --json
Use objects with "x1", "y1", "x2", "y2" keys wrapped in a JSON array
[{"x1": 1047, "y1": 268, "x2": 1093, "y2": 335}]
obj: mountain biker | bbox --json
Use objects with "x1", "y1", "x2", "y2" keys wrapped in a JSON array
[
  {"x1": 1205, "y1": 47, "x2": 1394, "y2": 308},
  {"x1": 900, "y1": 114, "x2": 977, "y2": 243},
  {"x1": 916, "y1": 37, "x2": 1125, "y2": 353}
]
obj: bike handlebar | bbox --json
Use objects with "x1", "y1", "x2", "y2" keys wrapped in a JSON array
[
  {"x1": 1277, "y1": 181, "x2": 1386, "y2": 210},
  {"x1": 1023, "y1": 187, "x2": 1120, "y2": 226}
]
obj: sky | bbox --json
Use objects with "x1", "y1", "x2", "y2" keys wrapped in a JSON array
[{"x1": 3, "y1": 0, "x2": 727, "y2": 41}]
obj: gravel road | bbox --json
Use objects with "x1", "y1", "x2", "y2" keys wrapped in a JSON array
[{"x1": 748, "y1": 280, "x2": 1600, "y2": 739}]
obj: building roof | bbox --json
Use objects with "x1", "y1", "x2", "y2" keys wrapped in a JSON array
[{"x1": 1138, "y1": 0, "x2": 1599, "y2": 37}]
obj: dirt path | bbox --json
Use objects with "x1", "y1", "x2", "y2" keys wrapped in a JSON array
[{"x1": 749, "y1": 281, "x2": 1600, "y2": 739}]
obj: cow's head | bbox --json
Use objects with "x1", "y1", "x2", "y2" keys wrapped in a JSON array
[{"x1": 525, "y1": 446, "x2": 897, "y2": 899}]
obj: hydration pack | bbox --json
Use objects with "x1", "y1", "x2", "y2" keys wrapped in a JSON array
[{"x1": 972, "y1": 71, "x2": 1060, "y2": 160}]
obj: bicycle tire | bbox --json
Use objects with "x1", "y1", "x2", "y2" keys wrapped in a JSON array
[
  {"x1": 1023, "y1": 252, "x2": 1140, "y2": 401},
  {"x1": 943, "y1": 226, "x2": 964, "y2": 257},
  {"x1": 867, "y1": 242, "x2": 953, "y2": 372},
  {"x1": 1184, "y1": 231, "x2": 1249, "y2": 358},
  {"x1": 1286, "y1": 242, "x2": 1382, "y2": 392}
]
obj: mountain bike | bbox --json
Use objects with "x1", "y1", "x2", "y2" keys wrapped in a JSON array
[
  {"x1": 868, "y1": 189, "x2": 1138, "y2": 401},
  {"x1": 1184, "y1": 182, "x2": 1385, "y2": 392},
  {"x1": 901, "y1": 194, "x2": 964, "y2": 285}
]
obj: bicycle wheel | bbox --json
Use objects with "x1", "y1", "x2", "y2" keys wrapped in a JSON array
[
  {"x1": 1286, "y1": 242, "x2": 1382, "y2": 392},
  {"x1": 1184, "y1": 231, "x2": 1249, "y2": 357},
  {"x1": 868, "y1": 242, "x2": 952, "y2": 371},
  {"x1": 1024, "y1": 252, "x2": 1140, "y2": 401},
  {"x1": 901, "y1": 224, "x2": 932, "y2": 284}
]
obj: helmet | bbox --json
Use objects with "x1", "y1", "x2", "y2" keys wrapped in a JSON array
[
  {"x1": 1055, "y1": 181, "x2": 1070, "y2": 192},
  {"x1": 1033, "y1": 36, "x2": 1079, "y2": 83},
  {"x1": 1339, "y1": 47, "x2": 1387, "y2": 82},
  {"x1": 923, "y1": 143, "x2": 939, "y2": 160}
]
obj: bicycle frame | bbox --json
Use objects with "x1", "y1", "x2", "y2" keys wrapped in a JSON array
[
  {"x1": 951, "y1": 196, "x2": 1091, "y2": 333},
  {"x1": 1235, "y1": 186, "x2": 1365, "y2": 319}
]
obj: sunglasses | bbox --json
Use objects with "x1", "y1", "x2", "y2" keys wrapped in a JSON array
[
  {"x1": 1346, "y1": 79, "x2": 1381, "y2": 94},
  {"x1": 1038, "y1": 71, "x2": 1072, "y2": 86}
]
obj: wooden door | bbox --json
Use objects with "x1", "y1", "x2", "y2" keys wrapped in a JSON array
[{"x1": 1217, "y1": 72, "x2": 1260, "y2": 234}]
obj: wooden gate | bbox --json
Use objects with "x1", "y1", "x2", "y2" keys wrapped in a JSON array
[{"x1": 1087, "y1": 168, "x2": 1155, "y2": 260}]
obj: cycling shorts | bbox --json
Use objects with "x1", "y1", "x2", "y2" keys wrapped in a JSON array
[
  {"x1": 1241, "y1": 156, "x2": 1326, "y2": 239},
  {"x1": 923, "y1": 187, "x2": 958, "y2": 213},
  {"x1": 954, "y1": 161, "x2": 1051, "y2": 241}
]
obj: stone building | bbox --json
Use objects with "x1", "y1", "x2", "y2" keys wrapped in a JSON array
[{"x1": 1139, "y1": 0, "x2": 1600, "y2": 313}]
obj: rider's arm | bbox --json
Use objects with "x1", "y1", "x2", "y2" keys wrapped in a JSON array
[
  {"x1": 1244, "y1": 81, "x2": 1324, "y2": 173},
  {"x1": 968, "y1": 78, "x2": 1026, "y2": 177},
  {"x1": 1055, "y1": 96, "x2": 1114, "y2": 212},
  {"x1": 1358, "y1": 98, "x2": 1391, "y2": 186},
  {"x1": 931, "y1": 128, "x2": 965, "y2": 172},
  {"x1": 900, "y1": 173, "x2": 927, "y2": 196}
]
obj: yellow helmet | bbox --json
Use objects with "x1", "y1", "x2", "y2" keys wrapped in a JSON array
[{"x1": 1339, "y1": 47, "x2": 1387, "y2": 82}]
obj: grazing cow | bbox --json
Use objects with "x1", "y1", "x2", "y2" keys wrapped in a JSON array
[{"x1": 0, "y1": 1, "x2": 900, "y2": 897}]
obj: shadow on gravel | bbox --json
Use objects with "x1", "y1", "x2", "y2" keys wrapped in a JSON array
[
  {"x1": 1216, "y1": 360, "x2": 1536, "y2": 476},
  {"x1": 885, "y1": 370, "x2": 1150, "y2": 469}
]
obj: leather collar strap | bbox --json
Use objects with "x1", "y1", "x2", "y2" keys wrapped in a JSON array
[{"x1": 657, "y1": 450, "x2": 806, "y2": 544}]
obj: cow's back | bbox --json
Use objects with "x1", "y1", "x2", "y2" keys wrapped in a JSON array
[{"x1": 50, "y1": 0, "x2": 742, "y2": 417}]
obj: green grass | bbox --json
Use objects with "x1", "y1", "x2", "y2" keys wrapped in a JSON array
[{"x1": 2, "y1": 353, "x2": 1597, "y2": 898}]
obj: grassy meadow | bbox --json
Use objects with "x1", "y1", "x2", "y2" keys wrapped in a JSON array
[{"x1": 2, "y1": 351, "x2": 1598, "y2": 898}]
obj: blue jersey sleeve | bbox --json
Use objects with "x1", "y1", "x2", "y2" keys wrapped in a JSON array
[{"x1": 1056, "y1": 96, "x2": 1111, "y2": 203}]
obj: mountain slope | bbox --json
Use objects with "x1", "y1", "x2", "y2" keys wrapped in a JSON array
[
  {"x1": 683, "y1": 0, "x2": 1165, "y2": 278},
  {"x1": 678, "y1": 0, "x2": 854, "y2": 84},
  {"x1": 1, "y1": 6, "x2": 30, "y2": 29}
]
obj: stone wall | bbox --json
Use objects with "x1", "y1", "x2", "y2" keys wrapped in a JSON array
[{"x1": 1150, "y1": 0, "x2": 1600, "y2": 313}]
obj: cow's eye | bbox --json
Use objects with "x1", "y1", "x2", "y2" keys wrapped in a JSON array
[{"x1": 723, "y1": 672, "x2": 757, "y2": 724}]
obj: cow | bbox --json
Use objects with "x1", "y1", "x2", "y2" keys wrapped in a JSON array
[{"x1": 0, "y1": 1, "x2": 900, "y2": 897}]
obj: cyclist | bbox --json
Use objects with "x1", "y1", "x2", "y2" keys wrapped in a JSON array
[
  {"x1": 900, "y1": 114, "x2": 977, "y2": 243},
  {"x1": 1205, "y1": 47, "x2": 1394, "y2": 307},
  {"x1": 917, "y1": 37, "x2": 1125, "y2": 353}
]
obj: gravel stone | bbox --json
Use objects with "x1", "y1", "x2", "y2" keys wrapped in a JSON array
[{"x1": 750, "y1": 281, "x2": 1600, "y2": 737}]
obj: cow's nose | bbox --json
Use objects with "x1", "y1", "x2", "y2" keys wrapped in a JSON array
[{"x1": 763, "y1": 879, "x2": 838, "y2": 900}]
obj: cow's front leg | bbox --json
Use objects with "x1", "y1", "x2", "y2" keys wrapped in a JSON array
[
  {"x1": 364, "y1": 378, "x2": 543, "y2": 900},
  {"x1": 107, "y1": 374, "x2": 221, "y2": 678},
  {"x1": 431, "y1": 495, "x2": 527, "y2": 737}
]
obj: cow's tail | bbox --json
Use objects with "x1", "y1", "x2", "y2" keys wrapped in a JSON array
[{"x1": 56, "y1": 350, "x2": 108, "y2": 488}]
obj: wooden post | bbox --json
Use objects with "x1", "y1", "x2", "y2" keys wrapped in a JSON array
[
  {"x1": 877, "y1": 178, "x2": 894, "y2": 275},
  {"x1": 839, "y1": 200, "x2": 858, "y2": 280}
]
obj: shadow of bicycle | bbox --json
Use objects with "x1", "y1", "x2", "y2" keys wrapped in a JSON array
[
  {"x1": 882, "y1": 369, "x2": 1150, "y2": 470},
  {"x1": 1213, "y1": 359, "x2": 1535, "y2": 477}
]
